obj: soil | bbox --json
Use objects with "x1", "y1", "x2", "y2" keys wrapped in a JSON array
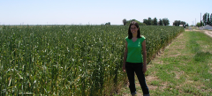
[
  {"x1": 204, "y1": 31, "x2": 212, "y2": 38},
  {"x1": 185, "y1": 29, "x2": 212, "y2": 38}
]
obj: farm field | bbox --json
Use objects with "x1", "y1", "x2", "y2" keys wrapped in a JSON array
[
  {"x1": 119, "y1": 31, "x2": 212, "y2": 96},
  {"x1": 0, "y1": 25, "x2": 184, "y2": 95}
]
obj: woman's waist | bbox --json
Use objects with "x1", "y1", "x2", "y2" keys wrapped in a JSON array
[{"x1": 126, "y1": 62, "x2": 143, "y2": 64}]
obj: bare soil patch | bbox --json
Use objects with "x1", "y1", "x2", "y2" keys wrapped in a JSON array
[
  {"x1": 205, "y1": 31, "x2": 212, "y2": 38},
  {"x1": 186, "y1": 29, "x2": 212, "y2": 38}
]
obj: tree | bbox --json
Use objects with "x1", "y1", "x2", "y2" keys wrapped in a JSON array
[
  {"x1": 200, "y1": 21, "x2": 203, "y2": 26},
  {"x1": 197, "y1": 21, "x2": 204, "y2": 27},
  {"x1": 124, "y1": 19, "x2": 145, "y2": 26},
  {"x1": 207, "y1": 13, "x2": 210, "y2": 25},
  {"x1": 159, "y1": 19, "x2": 163, "y2": 26},
  {"x1": 143, "y1": 19, "x2": 148, "y2": 25},
  {"x1": 123, "y1": 19, "x2": 127, "y2": 25},
  {"x1": 210, "y1": 13, "x2": 212, "y2": 25},
  {"x1": 162, "y1": 18, "x2": 169, "y2": 26},
  {"x1": 105, "y1": 22, "x2": 110, "y2": 25},
  {"x1": 196, "y1": 22, "x2": 201, "y2": 27},
  {"x1": 203, "y1": 13, "x2": 206, "y2": 25},
  {"x1": 173, "y1": 20, "x2": 187, "y2": 27},
  {"x1": 173, "y1": 20, "x2": 181, "y2": 26},
  {"x1": 203, "y1": 13, "x2": 210, "y2": 25},
  {"x1": 152, "y1": 17, "x2": 157, "y2": 25},
  {"x1": 143, "y1": 17, "x2": 152, "y2": 25},
  {"x1": 147, "y1": 17, "x2": 152, "y2": 25},
  {"x1": 180, "y1": 21, "x2": 186, "y2": 26}
]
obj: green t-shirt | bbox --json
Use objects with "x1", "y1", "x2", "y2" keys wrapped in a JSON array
[{"x1": 125, "y1": 36, "x2": 146, "y2": 63}]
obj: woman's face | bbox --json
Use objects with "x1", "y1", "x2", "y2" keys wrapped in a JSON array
[{"x1": 130, "y1": 25, "x2": 139, "y2": 34}]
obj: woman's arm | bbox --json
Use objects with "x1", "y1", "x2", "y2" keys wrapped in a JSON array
[
  {"x1": 142, "y1": 40, "x2": 147, "y2": 74},
  {"x1": 122, "y1": 41, "x2": 128, "y2": 72}
]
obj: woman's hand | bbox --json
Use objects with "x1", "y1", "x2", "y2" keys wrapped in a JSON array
[
  {"x1": 122, "y1": 66, "x2": 126, "y2": 72},
  {"x1": 142, "y1": 65, "x2": 147, "y2": 74}
]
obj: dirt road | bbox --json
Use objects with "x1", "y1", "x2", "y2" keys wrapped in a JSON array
[
  {"x1": 185, "y1": 29, "x2": 212, "y2": 38},
  {"x1": 204, "y1": 31, "x2": 212, "y2": 38}
]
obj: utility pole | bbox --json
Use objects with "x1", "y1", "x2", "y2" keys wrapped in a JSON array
[
  {"x1": 195, "y1": 18, "x2": 196, "y2": 26},
  {"x1": 200, "y1": 13, "x2": 201, "y2": 23}
]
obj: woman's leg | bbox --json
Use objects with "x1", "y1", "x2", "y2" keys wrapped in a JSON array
[
  {"x1": 134, "y1": 64, "x2": 149, "y2": 95},
  {"x1": 125, "y1": 62, "x2": 136, "y2": 95}
]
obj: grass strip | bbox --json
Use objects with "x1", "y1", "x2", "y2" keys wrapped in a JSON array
[{"x1": 119, "y1": 31, "x2": 212, "y2": 96}]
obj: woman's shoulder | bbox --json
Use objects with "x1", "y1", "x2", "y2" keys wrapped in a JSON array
[
  {"x1": 140, "y1": 35, "x2": 146, "y2": 39},
  {"x1": 125, "y1": 36, "x2": 129, "y2": 40}
]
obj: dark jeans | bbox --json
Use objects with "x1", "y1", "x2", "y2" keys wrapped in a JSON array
[{"x1": 125, "y1": 62, "x2": 149, "y2": 95}]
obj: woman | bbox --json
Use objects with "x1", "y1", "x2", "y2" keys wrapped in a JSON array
[{"x1": 122, "y1": 21, "x2": 150, "y2": 96}]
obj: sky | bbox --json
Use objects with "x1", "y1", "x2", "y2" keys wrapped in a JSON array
[{"x1": 0, "y1": 0, "x2": 211, "y2": 25}]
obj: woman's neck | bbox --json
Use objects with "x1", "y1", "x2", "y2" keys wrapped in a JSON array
[{"x1": 132, "y1": 33, "x2": 137, "y2": 38}]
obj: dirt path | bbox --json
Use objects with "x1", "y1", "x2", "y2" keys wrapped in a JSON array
[
  {"x1": 204, "y1": 31, "x2": 212, "y2": 38},
  {"x1": 185, "y1": 29, "x2": 212, "y2": 38}
]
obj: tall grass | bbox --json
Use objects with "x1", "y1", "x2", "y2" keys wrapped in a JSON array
[{"x1": 0, "y1": 25, "x2": 184, "y2": 95}]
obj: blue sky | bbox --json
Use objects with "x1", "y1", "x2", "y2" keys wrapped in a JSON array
[{"x1": 0, "y1": 0, "x2": 211, "y2": 25}]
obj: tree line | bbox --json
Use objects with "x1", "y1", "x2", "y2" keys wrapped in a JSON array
[
  {"x1": 173, "y1": 20, "x2": 188, "y2": 27},
  {"x1": 196, "y1": 12, "x2": 212, "y2": 27},
  {"x1": 123, "y1": 18, "x2": 188, "y2": 27}
]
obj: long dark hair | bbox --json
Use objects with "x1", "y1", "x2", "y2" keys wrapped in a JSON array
[{"x1": 128, "y1": 21, "x2": 141, "y2": 39}]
